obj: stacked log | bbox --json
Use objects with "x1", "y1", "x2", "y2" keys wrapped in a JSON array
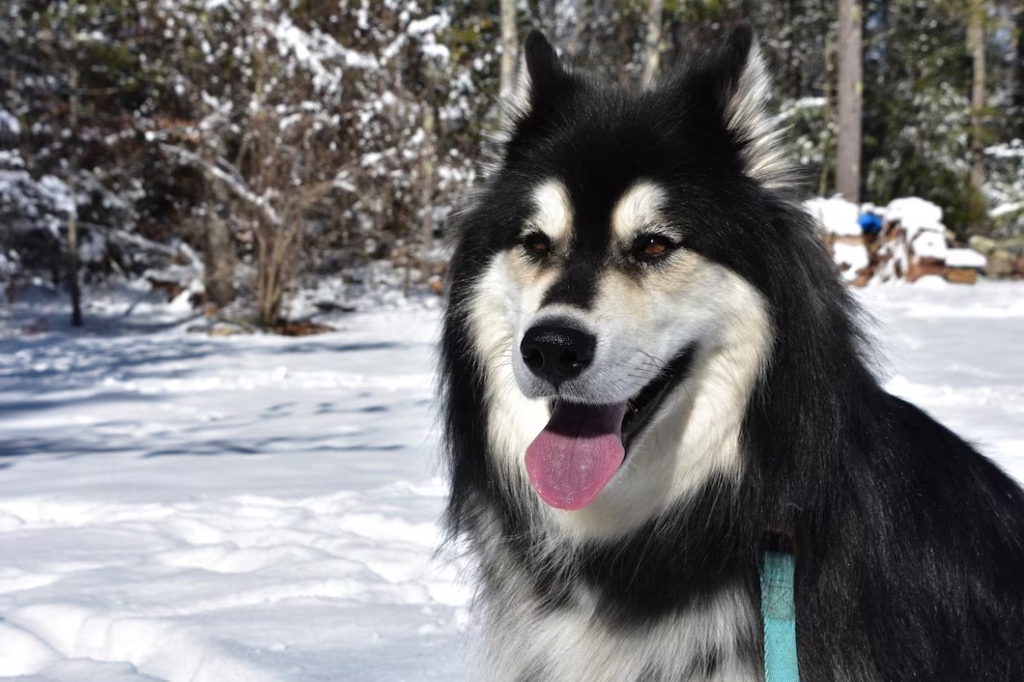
[
  {"x1": 906, "y1": 231, "x2": 947, "y2": 282},
  {"x1": 808, "y1": 196, "x2": 988, "y2": 285},
  {"x1": 883, "y1": 198, "x2": 945, "y2": 282},
  {"x1": 804, "y1": 196, "x2": 870, "y2": 285},
  {"x1": 944, "y1": 248, "x2": 987, "y2": 284}
]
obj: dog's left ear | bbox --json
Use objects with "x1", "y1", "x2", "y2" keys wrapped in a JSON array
[
  {"x1": 706, "y1": 25, "x2": 789, "y2": 187},
  {"x1": 506, "y1": 31, "x2": 567, "y2": 122}
]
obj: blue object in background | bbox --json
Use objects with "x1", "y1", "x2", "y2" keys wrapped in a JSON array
[{"x1": 859, "y1": 212, "x2": 883, "y2": 235}]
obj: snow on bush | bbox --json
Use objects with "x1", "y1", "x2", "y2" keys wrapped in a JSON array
[
  {"x1": 985, "y1": 141, "x2": 1024, "y2": 237},
  {"x1": 0, "y1": 108, "x2": 19, "y2": 136},
  {"x1": 0, "y1": 171, "x2": 73, "y2": 236}
]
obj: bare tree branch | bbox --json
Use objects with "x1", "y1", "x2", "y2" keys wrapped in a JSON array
[{"x1": 160, "y1": 143, "x2": 283, "y2": 227}]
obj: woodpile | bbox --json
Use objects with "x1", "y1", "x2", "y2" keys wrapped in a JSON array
[
  {"x1": 906, "y1": 231, "x2": 947, "y2": 283},
  {"x1": 808, "y1": 196, "x2": 989, "y2": 286},
  {"x1": 805, "y1": 196, "x2": 870, "y2": 285},
  {"x1": 944, "y1": 248, "x2": 988, "y2": 284},
  {"x1": 944, "y1": 267, "x2": 978, "y2": 285}
]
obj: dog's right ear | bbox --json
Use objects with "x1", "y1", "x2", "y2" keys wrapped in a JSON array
[{"x1": 507, "y1": 31, "x2": 565, "y2": 121}]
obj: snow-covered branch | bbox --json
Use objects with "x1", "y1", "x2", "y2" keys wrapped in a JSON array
[{"x1": 160, "y1": 144, "x2": 282, "y2": 228}]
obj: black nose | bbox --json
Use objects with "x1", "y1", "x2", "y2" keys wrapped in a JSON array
[{"x1": 520, "y1": 324, "x2": 596, "y2": 385}]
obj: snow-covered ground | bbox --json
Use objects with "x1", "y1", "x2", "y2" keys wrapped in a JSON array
[{"x1": 1, "y1": 280, "x2": 1023, "y2": 681}]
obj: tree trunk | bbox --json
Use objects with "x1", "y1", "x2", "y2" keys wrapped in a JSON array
[
  {"x1": 421, "y1": 105, "x2": 436, "y2": 252},
  {"x1": 1015, "y1": 3, "x2": 1024, "y2": 138},
  {"x1": 66, "y1": 204, "x2": 83, "y2": 328},
  {"x1": 256, "y1": 226, "x2": 284, "y2": 328},
  {"x1": 968, "y1": 0, "x2": 986, "y2": 188},
  {"x1": 67, "y1": 61, "x2": 83, "y2": 327},
  {"x1": 836, "y1": 0, "x2": 863, "y2": 204},
  {"x1": 255, "y1": 207, "x2": 305, "y2": 328},
  {"x1": 499, "y1": 0, "x2": 518, "y2": 106},
  {"x1": 204, "y1": 207, "x2": 234, "y2": 309},
  {"x1": 641, "y1": 0, "x2": 666, "y2": 87},
  {"x1": 820, "y1": 32, "x2": 835, "y2": 197},
  {"x1": 617, "y1": 18, "x2": 637, "y2": 86}
]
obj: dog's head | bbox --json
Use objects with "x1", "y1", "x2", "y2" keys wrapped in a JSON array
[{"x1": 450, "y1": 27, "x2": 798, "y2": 533}]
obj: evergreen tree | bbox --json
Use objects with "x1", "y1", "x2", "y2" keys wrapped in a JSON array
[
  {"x1": 3, "y1": 0, "x2": 1023, "y2": 308},
  {"x1": 863, "y1": 0, "x2": 986, "y2": 236}
]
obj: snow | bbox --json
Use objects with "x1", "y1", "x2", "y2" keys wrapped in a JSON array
[
  {"x1": 885, "y1": 196, "x2": 945, "y2": 239},
  {"x1": 804, "y1": 196, "x2": 862, "y2": 236},
  {"x1": 0, "y1": 109, "x2": 20, "y2": 136},
  {"x1": 945, "y1": 248, "x2": 987, "y2": 269},
  {"x1": 2, "y1": 282, "x2": 1024, "y2": 680},
  {"x1": 0, "y1": 252, "x2": 19, "y2": 277},
  {"x1": 0, "y1": 150, "x2": 25, "y2": 170},
  {"x1": 985, "y1": 141, "x2": 1024, "y2": 159},
  {"x1": 910, "y1": 230, "x2": 949, "y2": 261},
  {"x1": 990, "y1": 202, "x2": 1023, "y2": 219},
  {"x1": 407, "y1": 14, "x2": 448, "y2": 36},
  {"x1": 268, "y1": 15, "x2": 376, "y2": 94},
  {"x1": 0, "y1": 171, "x2": 75, "y2": 239},
  {"x1": 38, "y1": 176, "x2": 76, "y2": 217},
  {"x1": 833, "y1": 242, "x2": 869, "y2": 282},
  {"x1": 421, "y1": 44, "x2": 451, "y2": 63},
  {"x1": 0, "y1": 290, "x2": 472, "y2": 681},
  {"x1": 803, "y1": 196, "x2": 868, "y2": 279}
]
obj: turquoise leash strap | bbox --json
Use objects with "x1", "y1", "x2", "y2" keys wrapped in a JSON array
[{"x1": 761, "y1": 549, "x2": 800, "y2": 682}]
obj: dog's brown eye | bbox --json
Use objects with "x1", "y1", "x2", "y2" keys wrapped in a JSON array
[
  {"x1": 633, "y1": 234, "x2": 675, "y2": 261},
  {"x1": 523, "y1": 233, "x2": 551, "y2": 256},
  {"x1": 643, "y1": 238, "x2": 669, "y2": 256}
]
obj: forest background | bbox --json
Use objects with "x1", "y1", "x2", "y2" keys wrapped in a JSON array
[{"x1": 1, "y1": 0, "x2": 1022, "y2": 327}]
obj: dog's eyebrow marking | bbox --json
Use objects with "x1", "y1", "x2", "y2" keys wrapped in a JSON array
[
  {"x1": 529, "y1": 179, "x2": 573, "y2": 242},
  {"x1": 611, "y1": 181, "x2": 668, "y2": 242}
]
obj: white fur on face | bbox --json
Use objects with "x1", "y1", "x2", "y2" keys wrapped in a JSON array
[
  {"x1": 513, "y1": 179, "x2": 679, "y2": 407},
  {"x1": 611, "y1": 181, "x2": 668, "y2": 243},
  {"x1": 571, "y1": 262, "x2": 771, "y2": 535},
  {"x1": 466, "y1": 179, "x2": 575, "y2": 497},
  {"x1": 466, "y1": 180, "x2": 773, "y2": 540},
  {"x1": 529, "y1": 179, "x2": 573, "y2": 243},
  {"x1": 467, "y1": 251, "x2": 558, "y2": 496},
  {"x1": 506, "y1": 178, "x2": 588, "y2": 402}
]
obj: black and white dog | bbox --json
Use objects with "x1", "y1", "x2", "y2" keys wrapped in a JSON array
[{"x1": 439, "y1": 26, "x2": 1024, "y2": 681}]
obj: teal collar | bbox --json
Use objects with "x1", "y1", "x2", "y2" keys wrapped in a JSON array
[{"x1": 760, "y1": 548, "x2": 800, "y2": 681}]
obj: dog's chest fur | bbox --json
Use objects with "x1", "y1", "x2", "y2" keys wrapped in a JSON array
[{"x1": 479, "y1": 540, "x2": 761, "y2": 682}]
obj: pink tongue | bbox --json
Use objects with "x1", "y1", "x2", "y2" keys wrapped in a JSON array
[{"x1": 525, "y1": 402, "x2": 628, "y2": 511}]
